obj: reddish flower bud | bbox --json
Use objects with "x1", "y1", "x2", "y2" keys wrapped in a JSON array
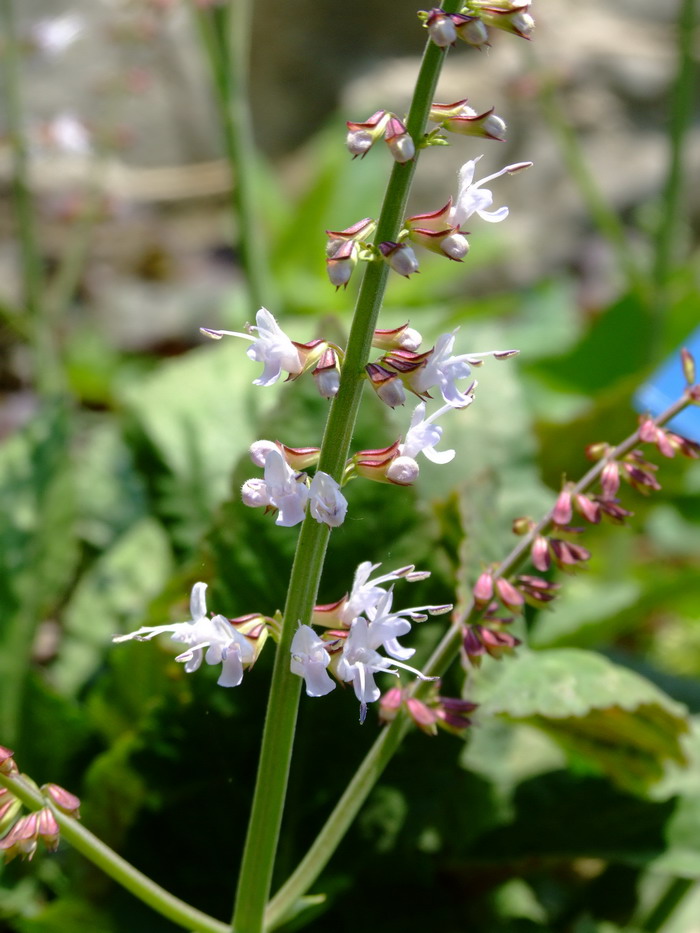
[
  {"x1": 574, "y1": 492, "x2": 601, "y2": 524},
  {"x1": 531, "y1": 534, "x2": 550, "y2": 571},
  {"x1": 406, "y1": 697, "x2": 440, "y2": 735},
  {"x1": 37, "y1": 808, "x2": 60, "y2": 852},
  {"x1": 515, "y1": 574, "x2": 560, "y2": 607},
  {"x1": 495, "y1": 577, "x2": 524, "y2": 611},
  {"x1": 594, "y1": 496, "x2": 634, "y2": 524},
  {"x1": 42, "y1": 783, "x2": 81, "y2": 817},
  {"x1": 549, "y1": 538, "x2": 591, "y2": 570},
  {"x1": 473, "y1": 570, "x2": 494, "y2": 608},
  {"x1": 379, "y1": 686, "x2": 404, "y2": 723},
  {"x1": 600, "y1": 460, "x2": 620, "y2": 498},
  {"x1": 552, "y1": 488, "x2": 573, "y2": 526},
  {"x1": 0, "y1": 747, "x2": 15, "y2": 774}
]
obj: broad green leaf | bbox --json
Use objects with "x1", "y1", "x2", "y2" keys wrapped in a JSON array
[
  {"x1": 12, "y1": 899, "x2": 115, "y2": 933},
  {"x1": 51, "y1": 518, "x2": 173, "y2": 696},
  {"x1": 473, "y1": 649, "x2": 689, "y2": 794},
  {"x1": 0, "y1": 402, "x2": 79, "y2": 743},
  {"x1": 118, "y1": 340, "x2": 262, "y2": 526}
]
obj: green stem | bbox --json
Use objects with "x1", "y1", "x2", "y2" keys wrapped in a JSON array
[
  {"x1": 529, "y1": 47, "x2": 644, "y2": 298},
  {"x1": 0, "y1": 771, "x2": 230, "y2": 933},
  {"x1": 0, "y1": 0, "x2": 61, "y2": 395},
  {"x1": 192, "y1": 1, "x2": 272, "y2": 312},
  {"x1": 265, "y1": 388, "x2": 697, "y2": 928},
  {"x1": 639, "y1": 878, "x2": 698, "y2": 933},
  {"x1": 230, "y1": 9, "x2": 460, "y2": 932},
  {"x1": 651, "y1": 0, "x2": 698, "y2": 351}
]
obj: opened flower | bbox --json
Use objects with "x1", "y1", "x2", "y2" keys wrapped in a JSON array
[
  {"x1": 112, "y1": 582, "x2": 257, "y2": 687},
  {"x1": 201, "y1": 308, "x2": 303, "y2": 386}
]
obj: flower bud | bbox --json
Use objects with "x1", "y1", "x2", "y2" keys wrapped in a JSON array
[
  {"x1": 241, "y1": 478, "x2": 271, "y2": 509},
  {"x1": 326, "y1": 238, "x2": 357, "y2": 289},
  {"x1": 346, "y1": 110, "x2": 389, "y2": 158},
  {"x1": 37, "y1": 808, "x2": 60, "y2": 852},
  {"x1": 430, "y1": 100, "x2": 507, "y2": 141},
  {"x1": 386, "y1": 455, "x2": 420, "y2": 486},
  {"x1": 379, "y1": 241, "x2": 420, "y2": 277},
  {"x1": 426, "y1": 9, "x2": 457, "y2": 47},
  {"x1": 42, "y1": 783, "x2": 81, "y2": 817},
  {"x1": 384, "y1": 117, "x2": 415, "y2": 164},
  {"x1": 495, "y1": 577, "x2": 524, "y2": 611},
  {"x1": 552, "y1": 488, "x2": 573, "y2": 526},
  {"x1": 454, "y1": 16, "x2": 489, "y2": 48},
  {"x1": 250, "y1": 439, "x2": 280, "y2": 468},
  {"x1": 0, "y1": 747, "x2": 15, "y2": 774},
  {"x1": 365, "y1": 363, "x2": 406, "y2": 408},
  {"x1": 313, "y1": 347, "x2": 341, "y2": 399},
  {"x1": 473, "y1": 570, "x2": 494, "y2": 607},
  {"x1": 372, "y1": 322, "x2": 422, "y2": 352}
]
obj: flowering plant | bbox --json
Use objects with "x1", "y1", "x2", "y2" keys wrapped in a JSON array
[{"x1": 2, "y1": 2, "x2": 700, "y2": 933}]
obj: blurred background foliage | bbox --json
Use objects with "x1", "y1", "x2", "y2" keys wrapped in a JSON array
[{"x1": 1, "y1": 0, "x2": 700, "y2": 931}]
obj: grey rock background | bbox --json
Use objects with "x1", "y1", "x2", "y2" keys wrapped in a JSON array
[{"x1": 0, "y1": 0, "x2": 698, "y2": 348}]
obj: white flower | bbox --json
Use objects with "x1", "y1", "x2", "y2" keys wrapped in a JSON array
[
  {"x1": 411, "y1": 330, "x2": 476, "y2": 408},
  {"x1": 400, "y1": 399, "x2": 475, "y2": 464},
  {"x1": 261, "y1": 449, "x2": 309, "y2": 527},
  {"x1": 339, "y1": 562, "x2": 427, "y2": 625},
  {"x1": 112, "y1": 582, "x2": 254, "y2": 687},
  {"x1": 201, "y1": 308, "x2": 302, "y2": 386},
  {"x1": 336, "y1": 618, "x2": 435, "y2": 723},
  {"x1": 45, "y1": 113, "x2": 91, "y2": 155},
  {"x1": 449, "y1": 155, "x2": 532, "y2": 228},
  {"x1": 309, "y1": 472, "x2": 348, "y2": 527},
  {"x1": 290, "y1": 625, "x2": 335, "y2": 696},
  {"x1": 32, "y1": 15, "x2": 83, "y2": 55}
]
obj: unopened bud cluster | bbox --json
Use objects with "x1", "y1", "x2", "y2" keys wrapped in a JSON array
[
  {"x1": 0, "y1": 746, "x2": 80, "y2": 863},
  {"x1": 421, "y1": 2, "x2": 535, "y2": 50},
  {"x1": 464, "y1": 372, "x2": 700, "y2": 669}
]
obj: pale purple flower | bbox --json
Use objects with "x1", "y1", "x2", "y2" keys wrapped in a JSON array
[
  {"x1": 336, "y1": 618, "x2": 436, "y2": 723},
  {"x1": 339, "y1": 562, "x2": 429, "y2": 626},
  {"x1": 32, "y1": 15, "x2": 83, "y2": 55},
  {"x1": 261, "y1": 449, "x2": 309, "y2": 527},
  {"x1": 411, "y1": 330, "x2": 476, "y2": 407},
  {"x1": 411, "y1": 329, "x2": 517, "y2": 408},
  {"x1": 449, "y1": 155, "x2": 532, "y2": 227},
  {"x1": 400, "y1": 399, "x2": 475, "y2": 464},
  {"x1": 201, "y1": 308, "x2": 302, "y2": 386},
  {"x1": 309, "y1": 471, "x2": 348, "y2": 527},
  {"x1": 290, "y1": 625, "x2": 335, "y2": 696},
  {"x1": 112, "y1": 582, "x2": 254, "y2": 687}
]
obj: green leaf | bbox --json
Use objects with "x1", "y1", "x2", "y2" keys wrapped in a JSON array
[
  {"x1": 0, "y1": 402, "x2": 79, "y2": 743},
  {"x1": 50, "y1": 518, "x2": 173, "y2": 696},
  {"x1": 474, "y1": 649, "x2": 690, "y2": 794}
]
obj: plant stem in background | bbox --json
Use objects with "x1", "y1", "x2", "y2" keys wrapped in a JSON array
[
  {"x1": 651, "y1": 0, "x2": 698, "y2": 349},
  {"x1": 230, "y1": 5, "x2": 463, "y2": 931},
  {"x1": 528, "y1": 47, "x2": 644, "y2": 300},
  {"x1": 638, "y1": 877, "x2": 698, "y2": 933},
  {"x1": 191, "y1": 0, "x2": 272, "y2": 312},
  {"x1": 0, "y1": 0, "x2": 61, "y2": 395},
  {"x1": 265, "y1": 388, "x2": 697, "y2": 928}
]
